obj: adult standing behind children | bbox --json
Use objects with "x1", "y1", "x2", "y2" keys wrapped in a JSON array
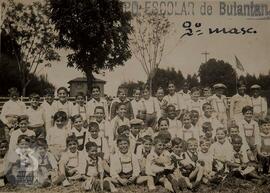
[
  {"x1": 0, "y1": 88, "x2": 26, "y2": 125},
  {"x1": 250, "y1": 84, "x2": 268, "y2": 121},
  {"x1": 230, "y1": 83, "x2": 252, "y2": 121}
]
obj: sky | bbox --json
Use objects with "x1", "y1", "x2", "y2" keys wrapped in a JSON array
[{"x1": 10, "y1": 0, "x2": 270, "y2": 96}]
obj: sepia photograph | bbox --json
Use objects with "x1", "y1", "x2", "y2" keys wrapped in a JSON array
[{"x1": 0, "y1": 0, "x2": 270, "y2": 193}]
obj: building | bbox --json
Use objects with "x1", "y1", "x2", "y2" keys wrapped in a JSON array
[{"x1": 68, "y1": 77, "x2": 106, "y2": 97}]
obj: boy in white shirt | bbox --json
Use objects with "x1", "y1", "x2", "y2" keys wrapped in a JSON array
[
  {"x1": 257, "y1": 117, "x2": 270, "y2": 174},
  {"x1": 238, "y1": 106, "x2": 260, "y2": 158},
  {"x1": 210, "y1": 83, "x2": 229, "y2": 125},
  {"x1": 25, "y1": 93, "x2": 45, "y2": 138},
  {"x1": 166, "y1": 105, "x2": 182, "y2": 138},
  {"x1": 71, "y1": 92, "x2": 87, "y2": 123},
  {"x1": 230, "y1": 83, "x2": 252, "y2": 121},
  {"x1": 131, "y1": 88, "x2": 144, "y2": 119},
  {"x1": 250, "y1": 84, "x2": 268, "y2": 121},
  {"x1": 41, "y1": 88, "x2": 55, "y2": 132},
  {"x1": 179, "y1": 112, "x2": 199, "y2": 142},
  {"x1": 69, "y1": 114, "x2": 87, "y2": 151},
  {"x1": 164, "y1": 81, "x2": 185, "y2": 117},
  {"x1": 186, "y1": 87, "x2": 204, "y2": 117},
  {"x1": 0, "y1": 87, "x2": 26, "y2": 125},
  {"x1": 87, "y1": 86, "x2": 109, "y2": 120}
]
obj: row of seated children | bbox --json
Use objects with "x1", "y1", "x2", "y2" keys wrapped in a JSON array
[{"x1": 1, "y1": 107, "x2": 270, "y2": 192}]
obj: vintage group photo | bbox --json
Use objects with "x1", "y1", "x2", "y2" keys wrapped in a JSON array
[{"x1": 0, "y1": 0, "x2": 270, "y2": 193}]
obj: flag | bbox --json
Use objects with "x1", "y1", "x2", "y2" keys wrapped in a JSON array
[{"x1": 235, "y1": 55, "x2": 245, "y2": 72}]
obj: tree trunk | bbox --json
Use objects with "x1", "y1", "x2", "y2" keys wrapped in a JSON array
[{"x1": 85, "y1": 67, "x2": 94, "y2": 98}]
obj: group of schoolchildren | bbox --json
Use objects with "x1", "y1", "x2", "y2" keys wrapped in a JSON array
[{"x1": 0, "y1": 81, "x2": 269, "y2": 192}]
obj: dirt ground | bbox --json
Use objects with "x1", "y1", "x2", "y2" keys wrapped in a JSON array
[{"x1": 1, "y1": 177, "x2": 270, "y2": 193}]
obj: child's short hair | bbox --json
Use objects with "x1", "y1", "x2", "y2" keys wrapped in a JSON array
[
  {"x1": 171, "y1": 137, "x2": 184, "y2": 147},
  {"x1": 116, "y1": 135, "x2": 130, "y2": 145},
  {"x1": 141, "y1": 135, "x2": 153, "y2": 144},
  {"x1": 202, "y1": 102, "x2": 212, "y2": 111},
  {"x1": 133, "y1": 87, "x2": 141, "y2": 94},
  {"x1": 92, "y1": 86, "x2": 101, "y2": 92},
  {"x1": 29, "y1": 93, "x2": 40, "y2": 100},
  {"x1": 53, "y1": 111, "x2": 68, "y2": 122},
  {"x1": 117, "y1": 86, "x2": 127, "y2": 95},
  {"x1": 167, "y1": 80, "x2": 176, "y2": 87},
  {"x1": 180, "y1": 112, "x2": 191, "y2": 122},
  {"x1": 202, "y1": 122, "x2": 213, "y2": 132},
  {"x1": 71, "y1": 114, "x2": 82, "y2": 123},
  {"x1": 187, "y1": 137, "x2": 198, "y2": 145},
  {"x1": 94, "y1": 106, "x2": 105, "y2": 113},
  {"x1": 216, "y1": 127, "x2": 227, "y2": 135},
  {"x1": 36, "y1": 138, "x2": 48, "y2": 148},
  {"x1": 242, "y1": 105, "x2": 253, "y2": 114},
  {"x1": 44, "y1": 88, "x2": 54, "y2": 96},
  {"x1": 158, "y1": 117, "x2": 169, "y2": 126},
  {"x1": 76, "y1": 92, "x2": 85, "y2": 99},
  {"x1": 17, "y1": 135, "x2": 30, "y2": 144},
  {"x1": 117, "y1": 125, "x2": 130, "y2": 135},
  {"x1": 153, "y1": 135, "x2": 165, "y2": 145},
  {"x1": 88, "y1": 121, "x2": 99, "y2": 131},
  {"x1": 259, "y1": 117, "x2": 270, "y2": 126},
  {"x1": 0, "y1": 139, "x2": 9, "y2": 147},
  {"x1": 116, "y1": 102, "x2": 126, "y2": 111},
  {"x1": 85, "y1": 141, "x2": 98, "y2": 151},
  {"x1": 231, "y1": 135, "x2": 242, "y2": 144},
  {"x1": 166, "y1": 104, "x2": 176, "y2": 112},
  {"x1": 227, "y1": 124, "x2": 239, "y2": 134},
  {"x1": 17, "y1": 115, "x2": 29, "y2": 123},
  {"x1": 190, "y1": 110, "x2": 199, "y2": 116},
  {"x1": 191, "y1": 87, "x2": 201, "y2": 94},
  {"x1": 66, "y1": 135, "x2": 78, "y2": 146},
  {"x1": 57, "y1": 87, "x2": 69, "y2": 94},
  {"x1": 142, "y1": 84, "x2": 150, "y2": 92},
  {"x1": 157, "y1": 130, "x2": 171, "y2": 143}
]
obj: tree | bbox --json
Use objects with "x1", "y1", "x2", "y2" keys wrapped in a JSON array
[
  {"x1": 151, "y1": 68, "x2": 184, "y2": 94},
  {"x1": 186, "y1": 74, "x2": 200, "y2": 88},
  {"x1": 0, "y1": 31, "x2": 55, "y2": 96},
  {"x1": 130, "y1": 10, "x2": 171, "y2": 94},
  {"x1": 199, "y1": 58, "x2": 237, "y2": 96},
  {"x1": 119, "y1": 81, "x2": 145, "y2": 97},
  {"x1": 49, "y1": 0, "x2": 132, "y2": 94},
  {"x1": 2, "y1": 0, "x2": 59, "y2": 96}
]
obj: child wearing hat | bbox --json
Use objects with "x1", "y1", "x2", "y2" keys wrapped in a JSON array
[
  {"x1": 210, "y1": 83, "x2": 229, "y2": 125},
  {"x1": 250, "y1": 84, "x2": 268, "y2": 121}
]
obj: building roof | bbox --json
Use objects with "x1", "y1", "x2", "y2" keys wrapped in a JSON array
[{"x1": 68, "y1": 77, "x2": 106, "y2": 84}]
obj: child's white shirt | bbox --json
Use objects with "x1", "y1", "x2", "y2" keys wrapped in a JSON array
[
  {"x1": 199, "y1": 115, "x2": 223, "y2": 136},
  {"x1": 238, "y1": 119, "x2": 260, "y2": 149},
  {"x1": 25, "y1": 106, "x2": 45, "y2": 127},
  {"x1": 141, "y1": 97, "x2": 161, "y2": 116},
  {"x1": 86, "y1": 98, "x2": 109, "y2": 120},
  {"x1": 8, "y1": 129, "x2": 35, "y2": 152},
  {"x1": 168, "y1": 118, "x2": 182, "y2": 138},
  {"x1": 0, "y1": 99, "x2": 26, "y2": 124},
  {"x1": 186, "y1": 99, "x2": 204, "y2": 116},
  {"x1": 198, "y1": 150, "x2": 213, "y2": 172},
  {"x1": 47, "y1": 125, "x2": 69, "y2": 149},
  {"x1": 178, "y1": 125, "x2": 200, "y2": 142},
  {"x1": 251, "y1": 96, "x2": 268, "y2": 118},
  {"x1": 164, "y1": 93, "x2": 186, "y2": 111},
  {"x1": 71, "y1": 103, "x2": 87, "y2": 121},
  {"x1": 78, "y1": 152, "x2": 103, "y2": 177},
  {"x1": 229, "y1": 94, "x2": 252, "y2": 121},
  {"x1": 210, "y1": 138, "x2": 233, "y2": 162},
  {"x1": 87, "y1": 135, "x2": 109, "y2": 161},
  {"x1": 52, "y1": 100, "x2": 73, "y2": 117},
  {"x1": 131, "y1": 99, "x2": 144, "y2": 118}
]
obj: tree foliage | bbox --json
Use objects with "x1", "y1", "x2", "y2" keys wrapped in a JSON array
[
  {"x1": 0, "y1": 31, "x2": 55, "y2": 96},
  {"x1": 119, "y1": 81, "x2": 145, "y2": 97},
  {"x1": 49, "y1": 0, "x2": 132, "y2": 92},
  {"x1": 199, "y1": 58, "x2": 237, "y2": 96},
  {"x1": 2, "y1": 0, "x2": 60, "y2": 95}
]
